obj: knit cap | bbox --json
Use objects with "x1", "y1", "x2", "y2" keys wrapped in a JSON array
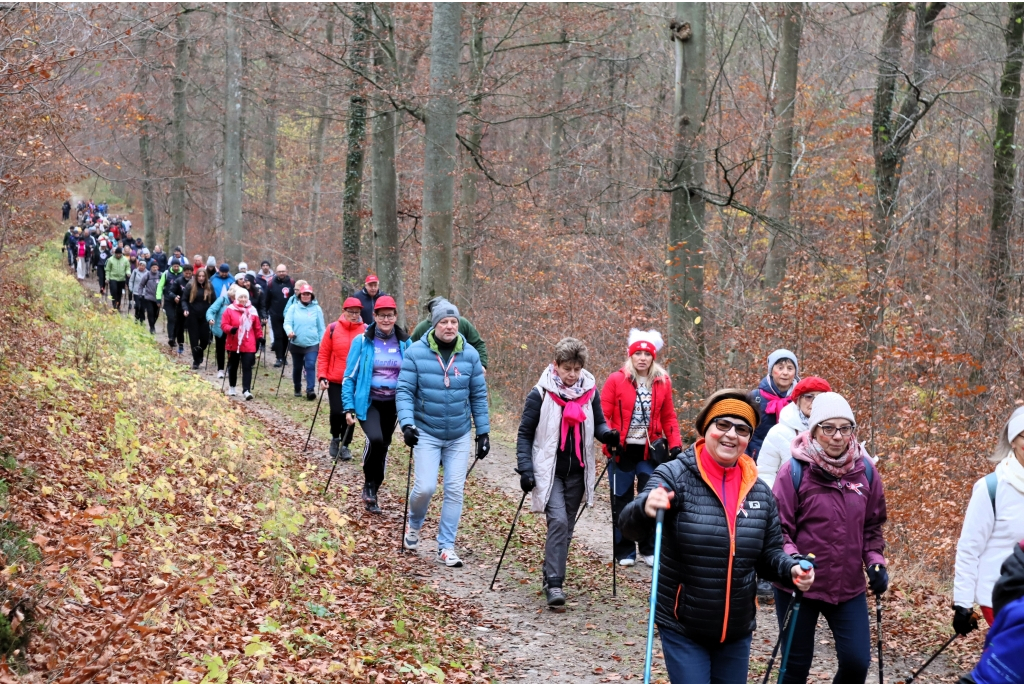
[
  {"x1": 431, "y1": 299, "x2": 460, "y2": 328},
  {"x1": 808, "y1": 392, "x2": 855, "y2": 429},
  {"x1": 207, "y1": 256, "x2": 218, "y2": 268},
  {"x1": 1007, "y1": 406, "x2": 1024, "y2": 442},
  {"x1": 767, "y1": 348, "x2": 799, "y2": 376}
]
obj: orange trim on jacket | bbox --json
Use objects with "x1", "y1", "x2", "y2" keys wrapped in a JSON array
[{"x1": 693, "y1": 439, "x2": 760, "y2": 643}]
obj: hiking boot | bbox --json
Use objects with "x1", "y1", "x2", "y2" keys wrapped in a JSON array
[
  {"x1": 294, "y1": 391, "x2": 302, "y2": 398},
  {"x1": 640, "y1": 554, "x2": 655, "y2": 567},
  {"x1": 217, "y1": 370, "x2": 225, "y2": 379},
  {"x1": 243, "y1": 391, "x2": 253, "y2": 401},
  {"x1": 361, "y1": 482, "x2": 373, "y2": 503},
  {"x1": 546, "y1": 586, "x2": 566, "y2": 607},
  {"x1": 306, "y1": 392, "x2": 316, "y2": 401},
  {"x1": 191, "y1": 362, "x2": 200, "y2": 370},
  {"x1": 273, "y1": 359, "x2": 283, "y2": 368},
  {"x1": 403, "y1": 527, "x2": 420, "y2": 551},
  {"x1": 436, "y1": 548, "x2": 464, "y2": 568},
  {"x1": 329, "y1": 437, "x2": 341, "y2": 459},
  {"x1": 149, "y1": 327, "x2": 155, "y2": 335},
  {"x1": 339, "y1": 445, "x2": 353, "y2": 462},
  {"x1": 617, "y1": 555, "x2": 636, "y2": 567}
]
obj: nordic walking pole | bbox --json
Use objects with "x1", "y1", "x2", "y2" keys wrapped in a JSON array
[
  {"x1": 875, "y1": 591, "x2": 885, "y2": 684},
  {"x1": 466, "y1": 456, "x2": 481, "y2": 478},
  {"x1": 906, "y1": 634, "x2": 959, "y2": 684},
  {"x1": 400, "y1": 446, "x2": 414, "y2": 553},
  {"x1": 490, "y1": 491, "x2": 528, "y2": 590},
  {"x1": 302, "y1": 387, "x2": 324, "y2": 452},
  {"x1": 611, "y1": 460, "x2": 617, "y2": 598},
  {"x1": 251, "y1": 342, "x2": 264, "y2": 391},
  {"x1": 763, "y1": 579, "x2": 804, "y2": 683},
  {"x1": 276, "y1": 341, "x2": 291, "y2": 395},
  {"x1": 205, "y1": 334, "x2": 211, "y2": 370},
  {"x1": 323, "y1": 423, "x2": 354, "y2": 496},
  {"x1": 643, "y1": 506, "x2": 666, "y2": 685},
  {"x1": 575, "y1": 459, "x2": 610, "y2": 525},
  {"x1": 777, "y1": 556, "x2": 816, "y2": 684}
]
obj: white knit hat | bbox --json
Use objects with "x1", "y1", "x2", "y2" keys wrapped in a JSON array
[
  {"x1": 1008, "y1": 406, "x2": 1024, "y2": 442},
  {"x1": 808, "y1": 392, "x2": 855, "y2": 429}
]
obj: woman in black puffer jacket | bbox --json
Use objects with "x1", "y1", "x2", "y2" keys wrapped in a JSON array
[{"x1": 619, "y1": 389, "x2": 815, "y2": 684}]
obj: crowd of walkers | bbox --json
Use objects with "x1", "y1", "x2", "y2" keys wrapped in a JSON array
[{"x1": 61, "y1": 199, "x2": 1022, "y2": 684}]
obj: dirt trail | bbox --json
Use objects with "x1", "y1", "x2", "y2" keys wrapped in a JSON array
[{"x1": 74, "y1": 268, "x2": 964, "y2": 683}]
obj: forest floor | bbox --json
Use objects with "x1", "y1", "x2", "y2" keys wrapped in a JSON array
[{"x1": 0, "y1": 228, "x2": 987, "y2": 683}]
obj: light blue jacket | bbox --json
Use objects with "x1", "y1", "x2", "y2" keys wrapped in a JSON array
[
  {"x1": 207, "y1": 293, "x2": 231, "y2": 338},
  {"x1": 284, "y1": 298, "x2": 325, "y2": 348},
  {"x1": 342, "y1": 324, "x2": 411, "y2": 420},
  {"x1": 396, "y1": 332, "x2": 489, "y2": 440}
]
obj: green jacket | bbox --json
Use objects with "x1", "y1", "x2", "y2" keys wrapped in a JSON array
[
  {"x1": 410, "y1": 316, "x2": 488, "y2": 368},
  {"x1": 156, "y1": 266, "x2": 182, "y2": 301},
  {"x1": 105, "y1": 255, "x2": 131, "y2": 282}
]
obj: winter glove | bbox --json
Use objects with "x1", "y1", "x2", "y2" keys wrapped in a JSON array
[
  {"x1": 600, "y1": 429, "x2": 620, "y2": 447},
  {"x1": 256, "y1": 338, "x2": 264, "y2": 348},
  {"x1": 475, "y1": 433, "x2": 490, "y2": 459},
  {"x1": 952, "y1": 605, "x2": 978, "y2": 636},
  {"x1": 229, "y1": 326, "x2": 239, "y2": 335},
  {"x1": 519, "y1": 469, "x2": 535, "y2": 493},
  {"x1": 669, "y1": 446, "x2": 682, "y2": 459},
  {"x1": 867, "y1": 564, "x2": 888, "y2": 595},
  {"x1": 402, "y1": 425, "x2": 420, "y2": 447}
]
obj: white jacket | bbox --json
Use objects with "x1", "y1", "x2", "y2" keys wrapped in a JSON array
[
  {"x1": 953, "y1": 454, "x2": 1024, "y2": 608},
  {"x1": 757, "y1": 402, "x2": 806, "y2": 488}
]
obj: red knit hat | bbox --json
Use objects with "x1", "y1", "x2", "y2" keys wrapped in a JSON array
[
  {"x1": 373, "y1": 295, "x2": 397, "y2": 311},
  {"x1": 627, "y1": 329, "x2": 665, "y2": 360},
  {"x1": 792, "y1": 376, "x2": 831, "y2": 400},
  {"x1": 342, "y1": 297, "x2": 362, "y2": 310}
]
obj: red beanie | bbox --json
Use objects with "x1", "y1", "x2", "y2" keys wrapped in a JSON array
[
  {"x1": 627, "y1": 329, "x2": 665, "y2": 360},
  {"x1": 792, "y1": 376, "x2": 831, "y2": 400}
]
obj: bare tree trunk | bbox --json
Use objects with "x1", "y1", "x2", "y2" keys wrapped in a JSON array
[
  {"x1": 419, "y1": 2, "x2": 462, "y2": 305},
  {"x1": 223, "y1": 3, "x2": 243, "y2": 265},
  {"x1": 985, "y1": 2, "x2": 1024, "y2": 347},
  {"x1": 763, "y1": 3, "x2": 803, "y2": 294},
  {"x1": 136, "y1": 29, "x2": 157, "y2": 249},
  {"x1": 341, "y1": 3, "x2": 371, "y2": 289},
  {"x1": 456, "y1": 8, "x2": 484, "y2": 312},
  {"x1": 309, "y1": 18, "x2": 333, "y2": 264},
  {"x1": 168, "y1": 8, "x2": 190, "y2": 253},
  {"x1": 666, "y1": 3, "x2": 707, "y2": 397},
  {"x1": 263, "y1": 3, "x2": 281, "y2": 220},
  {"x1": 548, "y1": 56, "x2": 565, "y2": 197}
]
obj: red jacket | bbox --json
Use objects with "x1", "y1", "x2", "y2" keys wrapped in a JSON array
[
  {"x1": 316, "y1": 317, "x2": 366, "y2": 383},
  {"x1": 220, "y1": 304, "x2": 263, "y2": 353},
  {"x1": 600, "y1": 368, "x2": 682, "y2": 461}
]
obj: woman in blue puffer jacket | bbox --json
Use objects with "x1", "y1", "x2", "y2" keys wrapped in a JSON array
[{"x1": 284, "y1": 282, "x2": 325, "y2": 399}]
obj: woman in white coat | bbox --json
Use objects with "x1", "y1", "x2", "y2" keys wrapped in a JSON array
[
  {"x1": 953, "y1": 406, "x2": 1024, "y2": 634},
  {"x1": 757, "y1": 376, "x2": 830, "y2": 488}
]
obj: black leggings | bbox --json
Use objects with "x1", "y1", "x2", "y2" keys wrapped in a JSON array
[
  {"x1": 227, "y1": 351, "x2": 256, "y2": 392},
  {"x1": 359, "y1": 399, "x2": 396, "y2": 487},
  {"x1": 185, "y1": 316, "x2": 211, "y2": 366},
  {"x1": 215, "y1": 334, "x2": 227, "y2": 371},
  {"x1": 327, "y1": 382, "x2": 356, "y2": 444}
]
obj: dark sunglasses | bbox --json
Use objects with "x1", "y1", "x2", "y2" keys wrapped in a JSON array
[{"x1": 710, "y1": 418, "x2": 753, "y2": 438}]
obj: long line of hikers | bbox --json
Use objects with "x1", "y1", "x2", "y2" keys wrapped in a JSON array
[{"x1": 60, "y1": 201, "x2": 1021, "y2": 684}]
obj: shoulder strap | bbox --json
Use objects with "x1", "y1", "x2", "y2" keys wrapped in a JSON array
[
  {"x1": 985, "y1": 472, "x2": 998, "y2": 513},
  {"x1": 790, "y1": 458, "x2": 803, "y2": 491},
  {"x1": 329, "y1": 322, "x2": 337, "y2": 339},
  {"x1": 863, "y1": 457, "x2": 875, "y2": 485}
]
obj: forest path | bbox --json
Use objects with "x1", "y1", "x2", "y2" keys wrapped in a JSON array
[{"x1": 76, "y1": 270, "x2": 965, "y2": 683}]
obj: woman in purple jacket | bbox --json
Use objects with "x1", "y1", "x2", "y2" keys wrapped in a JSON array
[{"x1": 772, "y1": 392, "x2": 888, "y2": 684}]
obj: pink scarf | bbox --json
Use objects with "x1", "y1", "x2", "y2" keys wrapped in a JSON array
[
  {"x1": 791, "y1": 431, "x2": 862, "y2": 479},
  {"x1": 760, "y1": 388, "x2": 793, "y2": 419},
  {"x1": 548, "y1": 388, "x2": 595, "y2": 468}
]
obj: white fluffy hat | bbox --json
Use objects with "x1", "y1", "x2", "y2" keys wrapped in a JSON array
[{"x1": 628, "y1": 329, "x2": 665, "y2": 359}]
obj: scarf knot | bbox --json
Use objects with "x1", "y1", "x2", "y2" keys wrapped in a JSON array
[
  {"x1": 548, "y1": 389, "x2": 595, "y2": 468},
  {"x1": 760, "y1": 388, "x2": 793, "y2": 419}
]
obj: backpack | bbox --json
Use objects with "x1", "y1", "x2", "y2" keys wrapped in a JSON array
[{"x1": 982, "y1": 472, "x2": 998, "y2": 514}]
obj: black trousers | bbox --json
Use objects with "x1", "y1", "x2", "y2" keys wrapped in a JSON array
[
  {"x1": 134, "y1": 294, "x2": 146, "y2": 323},
  {"x1": 611, "y1": 444, "x2": 656, "y2": 559},
  {"x1": 270, "y1": 314, "x2": 287, "y2": 362},
  {"x1": 185, "y1": 315, "x2": 211, "y2": 366},
  {"x1": 62, "y1": 207, "x2": 70, "y2": 220},
  {"x1": 109, "y1": 280, "x2": 125, "y2": 309},
  {"x1": 96, "y1": 265, "x2": 106, "y2": 291},
  {"x1": 327, "y1": 382, "x2": 356, "y2": 444},
  {"x1": 145, "y1": 300, "x2": 160, "y2": 329},
  {"x1": 227, "y1": 351, "x2": 256, "y2": 392},
  {"x1": 215, "y1": 334, "x2": 227, "y2": 371},
  {"x1": 164, "y1": 305, "x2": 179, "y2": 345},
  {"x1": 172, "y1": 305, "x2": 186, "y2": 345},
  {"x1": 359, "y1": 399, "x2": 397, "y2": 487}
]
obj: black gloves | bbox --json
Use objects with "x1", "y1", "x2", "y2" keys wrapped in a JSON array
[
  {"x1": 600, "y1": 429, "x2": 620, "y2": 447},
  {"x1": 519, "y1": 469, "x2": 535, "y2": 493},
  {"x1": 476, "y1": 433, "x2": 490, "y2": 459},
  {"x1": 256, "y1": 338, "x2": 264, "y2": 348},
  {"x1": 952, "y1": 605, "x2": 978, "y2": 636},
  {"x1": 402, "y1": 425, "x2": 419, "y2": 447},
  {"x1": 867, "y1": 564, "x2": 888, "y2": 595},
  {"x1": 229, "y1": 326, "x2": 239, "y2": 335},
  {"x1": 669, "y1": 446, "x2": 682, "y2": 459}
]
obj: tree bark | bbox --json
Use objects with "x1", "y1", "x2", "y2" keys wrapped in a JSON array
[
  {"x1": 985, "y1": 2, "x2": 1024, "y2": 346},
  {"x1": 309, "y1": 18, "x2": 333, "y2": 264},
  {"x1": 168, "y1": 8, "x2": 190, "y2": 253},
  {"x1": 763, "y1": 3, "x2": 803, "y2": 294},
  {"x1": 418, "y1": 2, "x2": 462, "y2": 306},
  {"x1": 263, "y1": 3, "x2": 281, "y2": 218},
  {"x1": 547, "y1": 60, "x2": 565, "y2": 197},
  {"x1": 456, "y1": 8, "x2": 484, "y2": 312},
  {"x1": 341, "y1": 3, "x2": 371, "y2": 289},
  {"x1": 223, "y1": 3, "x2": 243, "y2": 265},
  {"x1": 136, "y1": 29, "x2": 157, "y2": 249},
  {"x1": 666, "y1": 3, "x2": 707, "y2": 397}
]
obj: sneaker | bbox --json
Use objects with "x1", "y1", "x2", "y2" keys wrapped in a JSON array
[
  {"x1": 306, "y1": 392, "x2": 316, "y2": 401},
  {"x1": 227, "y1": 386, "x2": 237, "y2": 397},
  {"x1": 273, "y1": 359, "x2": 284, "y2": 368},
  {"x1": 294, "y1": 391, "x2": 302, "y2": 398},
  {"x1": 617, "y1": 555, "x2": 636, "y2": 567},
  {"x1": 243, "y1": 391, "x2": 253, "y2": 401},
  {"x1": 640, "y1": 554, "x2": 655, "y2": 567},
  {"x1": 403, "y1": 527, "x2": 420, "y2": 551},
  {"x1": 436, "y1": 548, "x2": 464, "y2": 568},
  {"x1": 149, "y1": 327, "x2": 155, "y2": 335},
  {"x1": 217, "y1": 370, "x2": 225, "y2": 379},
  {"x1": 191, "y1": 362, "x2": 200, "y2": 370},
  {"x1": 339, "y1": 446, "x2": 353, "y2": 462},
  {"x1": 546, "y1": 586, "x2": 566, "y2": 607},
  {"x1": 329, "y1": 438, "x2": 341, "y2": 459},
  {"x1": 366, "y1": 499, "x2": 381, "y2": 514}
]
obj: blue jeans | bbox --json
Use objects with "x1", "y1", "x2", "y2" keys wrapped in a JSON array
[
  {"x1": 611, "y1": 446, "x2": 656, "y2": 558},
  {"x1": 407, "y1": 431, "x2": 472, "y2": 551},
  {"x1": 290, "y1": 344, "x2": 319, "y2": 393},
  {"x1": 773, "y1": 589, "x2": 870, "y2": 684},
  {"x1": 659, "y1": 626, "x2": 751, "y2": 684}
]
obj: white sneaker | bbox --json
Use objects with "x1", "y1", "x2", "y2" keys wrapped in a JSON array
[
  {"x1": 436, "y1": 548, "x2": 463, "y2": 568},
  {"x1": 641, "y1": 554, "x2": 655, "y2": 567},
  {"x1": 227, "y1": 386, "x2": 237, "y2": 397},
  {"x1": 217, "y1": 370, "x2": 225, "y2": 379},
  {"x1": 243, "y1": 391, "x2": 253, "y2": 401},
  {"x1": 618, "y1": 556, "x2": 636, "y2": 567},
  {"x1": 403, "y1": 527, "x2": 420, "y2": 551}
]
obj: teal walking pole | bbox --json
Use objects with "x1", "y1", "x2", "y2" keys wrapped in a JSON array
[{"x1": 643, "y1": 507, "x2": 666, "y2": 685}]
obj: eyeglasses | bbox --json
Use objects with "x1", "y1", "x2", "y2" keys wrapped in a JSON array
[
  {"x1": 818, "y1": 423, "x2": 855, "y2": 437},
  {"x1": 710, "y1": 418, "x2": 752, "y2": 438},
  {"x1": 375, "y1": 312, "x2": 397, "y2": 320}
]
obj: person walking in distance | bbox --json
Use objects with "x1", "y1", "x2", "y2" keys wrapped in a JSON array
[
  {"x1": 747, "y1": 349, "x2": 799, "y2": 460},
  {"x1": 207, "y1": 286, "x2": 235, "y2": 379},
  {"x1": 600, "y1": 329, "x2": 682, "y2": 567},
  {"x1": 62, "y1": 199, "x2": 70, "y2": 221},
  {"x1": 353, "y1": 274, "x2": 386, "y2": 325},
  {"x1": 953, "y1": 406, "x2": 1024, "y2": 635},
  {"x1": 221, "y1": 287, "x2": 263, "y2": 400},
  {"x1": 410, "y1": 296, "x2": 489, "y2": 371},
  {"x1": 157, "y1": 261, "x2": 186, "y2": 352},
  {"x1": 75, "y1": 230, "x2": 88, "y2": 280},
  {"x1": 398, "y1": 300, "x2": 490, "y2": 567},
  {"x1": 341, "y1": 296, "x2": 410, "y2": 513},
  {"x1": 618, "y1": 390, "x2": 814, "y2": 684},
  {"x1": 128, "y1": 257, "x2": 149, "y2": 325},
  {"x1": 284, "y1": 283, "x2": 325, "y2": 400},
  {"x1": 516, "y1": 338, "x2": 619, "y2": 606},
  {"x1": 106, "y1": 246, "x2": 131, "y2": 311},
  {"x1": 318, "y1": 297, "x2": 366, "y2": 462},
  {"x1": 772, "y1": 392, "x2": 888, "y2": 684},
  {"x1": 267, "y1": 264, "x2": 296, "y2": 368},
  {"x1": 137, "y1": 260, "x2": 163, "y2": 334},
  {"x1": 181, "y1": 267, "x2": 215, "y2": 370}
]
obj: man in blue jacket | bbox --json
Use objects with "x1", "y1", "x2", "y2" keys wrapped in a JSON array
[{"x1": 397, "y1": 300, "x2": 490, "y2": 568}]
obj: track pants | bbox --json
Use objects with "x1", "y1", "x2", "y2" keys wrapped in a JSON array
[
  {"x1": 358, "y1": 399, "x2": 397, "y2": 487},
  {"x1": 109, "y1": 280, "x2": 125, "y2": 310}
]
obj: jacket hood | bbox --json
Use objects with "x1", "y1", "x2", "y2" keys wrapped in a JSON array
[
  {"x1": 335, "y1": 316, "x2": 365, "y2": 331},
  {"x1": 993, "y1": 542, "x2": 1024, "y2": 617},
  {"x1": 779, "y1": 402, "x2": 807, "y2": 432},
  {"x1": 536, "y1": 365, "x2": 596, "y2": 396}
]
